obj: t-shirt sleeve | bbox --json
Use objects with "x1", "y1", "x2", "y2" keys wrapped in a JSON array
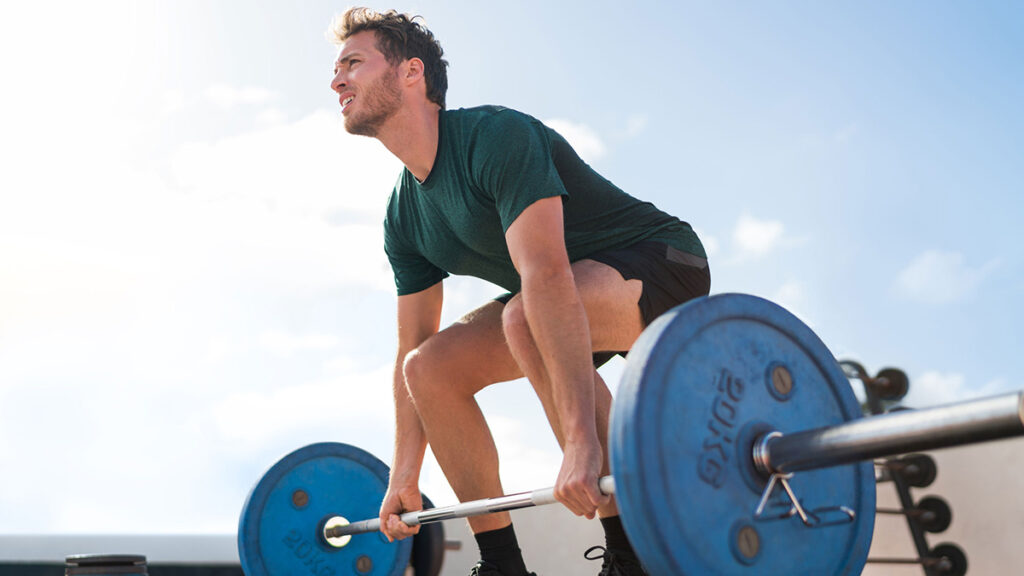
[
  {"x1": 470, "y1": 111, "x2": 569, "y2": 232},
  {"x1": 383, "y1": 215, "x2": 448, "y2": 297}
]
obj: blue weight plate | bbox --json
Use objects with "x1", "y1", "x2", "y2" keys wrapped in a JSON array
[
  {"x1": 238, "y1": 442, "x2": 412, "y2": 576},
  {"x1": 610, "y1": 294, "x2": 875, "y2": 576}
]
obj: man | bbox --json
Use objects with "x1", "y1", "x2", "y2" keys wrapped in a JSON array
[{"x1": 328, "y1": 8, "x2": 709, "y2": 576}]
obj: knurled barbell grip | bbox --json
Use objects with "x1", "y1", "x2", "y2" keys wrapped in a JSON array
[{"x1": 325, "y1": 475, "x2": 616, "y2": 539}]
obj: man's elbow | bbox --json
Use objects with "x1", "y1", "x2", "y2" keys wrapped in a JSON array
[{"x1": 519, "y1": 260, "x2": 575, "y2": 291}]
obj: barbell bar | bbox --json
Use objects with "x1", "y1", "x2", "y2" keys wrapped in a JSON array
[
  {"x1": 325, "y1": 391, "x2": 1021, "y2": 542},
  {"x1": 238, "y1": 294, "x2": 1024, "y2": 576},
  {"x1": 324, "y1": 477, "x2": 617, "y2": 540},
  {"x1": 754, "y1": 391, "x2": 1023, "y2": 475}
]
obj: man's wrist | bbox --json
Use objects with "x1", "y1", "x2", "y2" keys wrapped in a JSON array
[
  {"x1": 388, "y1": 467, "x2": 420, "y2": 487},
  {"x1": 564, "y1": 426, "x2": 601, "y2": 447}
]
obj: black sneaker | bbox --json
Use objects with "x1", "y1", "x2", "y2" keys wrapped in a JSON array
[
  {"x1": 468, "y1": 561, "x2": 537, "y2": 576},
  {"x1": 584, "y1": 545, "x2": 648, "y2": 576}
]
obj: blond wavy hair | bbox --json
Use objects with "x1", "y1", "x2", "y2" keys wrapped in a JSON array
[{"x1": 328, "y1": 7, "x2": 449, "y2": 108}]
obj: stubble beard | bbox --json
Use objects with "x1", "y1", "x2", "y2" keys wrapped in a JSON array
[{"x1": 344, "y1": 69, "x2": 402, "y2": 137}]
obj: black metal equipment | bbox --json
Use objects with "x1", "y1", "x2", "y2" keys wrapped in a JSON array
[{"x1": 845, "y1": 360, "x2": 973, "y2": 575}]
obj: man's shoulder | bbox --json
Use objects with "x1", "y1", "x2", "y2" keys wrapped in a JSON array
[
  {"x1": 444, "y1": 106, "x2": 547, "y2": 156},
  {"x1": 446, "y1": 104, "x2": 513, "y2": 118},
  {"x1": 445, "y1": 105, "x2": 539, "y2": 131}
]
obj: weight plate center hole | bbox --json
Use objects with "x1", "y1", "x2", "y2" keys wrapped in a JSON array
[{"x1": 323, "y1": 516, "x2": 353, "y2": 548}]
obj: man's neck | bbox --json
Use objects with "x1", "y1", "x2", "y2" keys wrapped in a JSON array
[{"x1": 375, "y1": 103, "x2": 441, "y2": 183}]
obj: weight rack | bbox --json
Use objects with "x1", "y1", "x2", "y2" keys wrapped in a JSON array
[{"x1": 841, "y1": 360, "x2": 967, "y2": 576}]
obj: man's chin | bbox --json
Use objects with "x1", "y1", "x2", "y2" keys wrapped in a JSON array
[{"x1": 343, "y1": 117, "x2": 377, "y2": 137}]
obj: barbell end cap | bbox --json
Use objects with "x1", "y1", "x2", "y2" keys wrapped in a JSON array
[
  {"x1": 1017, "y1": 392, "x2": 1024, "y2": 425},
  {"x1": 599, "y1": 475, "x2": 616, "y2": 496},
  {"x1": 752, "y1": 431, "x2": 783, "y2": 477},
  {"x1": 323, "y1": 515, "x2": 360, "y2": 548},
  {"x1": 326, "y1": 517, "x2": 382, "y2": 538}
]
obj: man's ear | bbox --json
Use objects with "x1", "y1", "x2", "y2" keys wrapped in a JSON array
[{"x1": 404, "y1": 57, "x2": 425, "y2": 83}]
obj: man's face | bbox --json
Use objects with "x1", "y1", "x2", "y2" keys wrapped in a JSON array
[{"x1": 331, "y1": 30, "x2": 403, "y2": 137}]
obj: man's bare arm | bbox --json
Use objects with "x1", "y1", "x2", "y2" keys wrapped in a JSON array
[
  {"x1": 504, "y1": 196, "x2": 607, "y2": 518},
  {"x1": 379, "y1": 281, "x2": 444, "y2": 540}
]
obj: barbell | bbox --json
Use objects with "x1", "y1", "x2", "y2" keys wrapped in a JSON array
[{"x1": 238, "y1": 293, "x2": 1024, "y2": 575}]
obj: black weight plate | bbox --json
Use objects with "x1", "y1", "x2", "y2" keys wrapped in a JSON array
[{"x1": 411, "y1": 493, "x2": 445, "y2": 576}]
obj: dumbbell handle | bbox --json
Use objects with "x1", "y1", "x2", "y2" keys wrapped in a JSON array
[
  {"x1": 325, "y1": 476, "x2": 616, "y2": 538},
  {"x1": 756, "y1": 391, "x2": 1024, "y2": 475}
]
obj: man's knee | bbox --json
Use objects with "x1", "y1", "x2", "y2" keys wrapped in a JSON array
[
  {"x1": 404, "y1": 334, "x2": 502, "y2": 400},
  {"x1": 500, "y1": 295, "x2": 530, "y2": 345},
  {"x1": 402, "y1": 344, "x2": 441, "y2": 399}
]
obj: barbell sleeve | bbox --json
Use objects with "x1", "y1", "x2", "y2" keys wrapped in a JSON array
[
  {"x1": 325, "y1": 475, "x2": 616, "y2": 539},
  {"x1": 756, "y1": 391, "x2": 1024, "y2": 475}
]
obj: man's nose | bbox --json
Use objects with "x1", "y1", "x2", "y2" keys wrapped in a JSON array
[{"x1": 331, "y1": 71, "x2": 347, "y2": 93}]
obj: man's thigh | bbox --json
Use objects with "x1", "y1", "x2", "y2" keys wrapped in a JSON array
[
  {"x1": 415, "y1": 299, "x2": 523, "y2": 395},
  {"x1": 570, "y1": 259, "x2": 646, "y2": 354},
  {"x1": 576, "y1": 240, "x2": 711, "y2": 354},
  {"x1": 494, "y1": 258, "x2": 646, "y2": 355}
]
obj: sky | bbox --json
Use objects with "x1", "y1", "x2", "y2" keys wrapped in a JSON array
[{"x1": 0, "y1": 1, "x2": 1021, "y2": 537}]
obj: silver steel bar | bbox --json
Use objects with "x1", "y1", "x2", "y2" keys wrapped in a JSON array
[
  {"x1": 756, "y1": 391, "x2": 1024, "y2": 475},
  {"x1": 866, "y1": 557, "x2": 948, "y2": 568},
  {"x1": 325, "y1": 476, "x2": 616, "y2": 539},
  {"x1": 875, "y1": 507, "x2": 934, "y2": 520}
]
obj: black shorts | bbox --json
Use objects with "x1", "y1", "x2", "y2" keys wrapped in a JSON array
[{"x1": 495, "y1": 240, "x2": 711, "y2": 367}]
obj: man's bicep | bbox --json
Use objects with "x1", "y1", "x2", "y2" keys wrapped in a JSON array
[
  {"x1": 396, "y1": 281, "x2": 444, "y2": 350},
  {"x1": 505, "y1": 196, "x2": 570, "y2": 276}
]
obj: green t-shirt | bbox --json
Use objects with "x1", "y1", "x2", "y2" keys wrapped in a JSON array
[{"x1": 383, "y1": 105, "x2": 705, "y2": 296}]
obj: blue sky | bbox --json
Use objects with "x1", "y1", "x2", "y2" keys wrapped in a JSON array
[{"x1": 0, "y1": 1, "x2": 1021, "y2": 535}]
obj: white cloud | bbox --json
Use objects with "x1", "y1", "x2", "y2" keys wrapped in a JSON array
[
  {"x1": 773, "y1": 280, "x2": 805, "y2": 313},
  {"x1": 693, "y1": 227, "x2": 719, "y2": 258},
  {"x1": 214, "y1": 362, "x2": 394, "y2": 445},
  {"x1": 439, "y1": 276, "x2": 510, "y2": 325},
  {"x1": 905, "y1": 371, "x2": 967, "y2": 407},
  {"x1": 0, "y1": 371, "x2": 256, "y2": 532},
  {"x1": 543, "y1": 118, "x2": 607, "y2": 163},
  {"x1": 259, "y1": 331, "x2": 343, "y2": 357},
  {"x1": 767, "y1": 280, "x2": 818, "y2": 331},
  {"x1": 204, "y1": 83, "x2": 279, "y2": 109},
  {"x1": 256, "y1": 107, "x2": 289, "y2": 125},
  {"x1": 903, "y1": 372, "x2": 1017, "y2": 408},
  {"x1": 626, "y1": 114, "x2": 648, "y2": 138},
  {"x1": 171, "y1": 109, "x2": 400, "y2": 221},
  {"x1": 896, "y1": 250, "x2": 1000, "y2": 304},
  {"x1": 733, "y1": 214, "x2": 785, "y2": 259},
  {"x1": 774, "y1": 280, "x2": 804, "y2": 304},
  {"x1": 490, "y1": 415, "x2": 563, "y2": 491},
  {"x1": 160, "y1": 90, "x2": 187, "y2": 117},
  {"x1": 0, "y1": 107, "x2": 406, "y2": 533},
  {"x1": 419, "y1": 412, "x2": 563, "y2": 506}
]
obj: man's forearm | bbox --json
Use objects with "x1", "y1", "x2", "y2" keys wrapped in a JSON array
[
  {"x1": 391, "y1": 352, "x2": 428, "y2": 482},
  {"x1": 520, "y1": 268, "x2": 598, "y2": 443}
]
